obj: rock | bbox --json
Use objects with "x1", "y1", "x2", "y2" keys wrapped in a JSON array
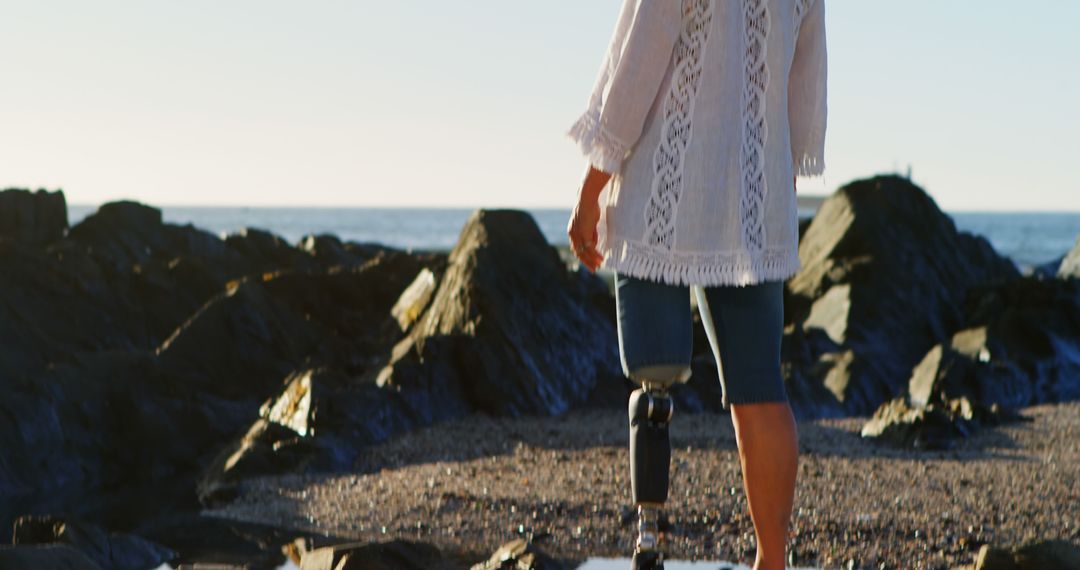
[
  {"x1": 391, "y1": 268, "x2": 437, "y2": 331},
  {"x1": 375, "y1": 209, "x2": 626, "y2": 418},
  {"x1": 785, "y1": 175, "x2": 1019, "y2": 416},
  {"x1": 132, "y1": 512, "x2": 320, "y2": 569},
  {"x1": 198, "y1": 367, "x2": 419, "y2": 504},
  {"x1": 1057, "y1": 234, "x2": 1080, "y2": 279},
  {"x1": 67, "y1": 200, "x2": 169, "y2": 270},
  {"x1": 197, "y1": 417, "x2": 314, "y2": 505},
  {"x1": 225, "y1": 227, "x2": 318, "y2": 274},
  {"x1": 967, "y1": 539, "x2": 1080, "y2": 570},
  {"x1": 960, "y1": 277, "x2": 1080, "y2": 403},
  {"x1": 299, "y1": 539, "x2": 453, "y2": 570},
  {"x1": 0, "y1": 543, "x2": 102, "y2": 569},
  {"x1": 470, "y1": 538, "x2": 565, "y2": 570},
  {"x1": 157, "y1": 251, "x2": 427, "y2": 400},
  {"x1": 860, "y1": 395, "x2": 1019, "y2": 450},
  {"x1": 298, "y1": 233, "x2": 371, "y2": 268},
  {"x1": 906, "y1": 328, "x2": 1028, "y2": 410},
  {"x1": 0, "y1": 188, "x2": 68, "y2": 245},
  {"x1": 11, "y1": 515, "x2": 176, "y2": 570},
  {"x1": 0, "y1": 350, "x2": 248, "y2": 530}
]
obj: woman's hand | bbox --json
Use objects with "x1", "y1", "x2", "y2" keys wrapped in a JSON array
[{"x1": 567, "y1": 165, "x2": 611, "y2": 272}]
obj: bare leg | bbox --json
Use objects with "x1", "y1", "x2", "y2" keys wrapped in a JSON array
[{"x1": 730, "y1": 401, "x2": 799, "y2": 570}]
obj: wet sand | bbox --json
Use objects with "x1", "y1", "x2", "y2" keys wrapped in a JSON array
[{"x1": 205, "y1": 402, "x2": 1079, "y2": 569}]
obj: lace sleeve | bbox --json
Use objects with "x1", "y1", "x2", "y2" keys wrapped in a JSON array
[
  {"x1": 789, "y1": 0, "x2": 827, "y2": 177},
  {"x1": 567, "y1": 0, "x2": 682, "y2": 174}
]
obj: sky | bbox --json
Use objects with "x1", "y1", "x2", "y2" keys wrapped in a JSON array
[{"x1": 1, "y1": 1, "x2": 1078, "y2": 211}]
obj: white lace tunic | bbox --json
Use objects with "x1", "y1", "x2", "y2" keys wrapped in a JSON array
[{"x1": 568, "y1": 0, "x2": 827, "y2": 287}]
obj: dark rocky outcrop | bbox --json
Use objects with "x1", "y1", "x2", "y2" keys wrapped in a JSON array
[
  {"x1": 4, "y1": 515, "x2": 176, "y2": 570},
  {"x1": 783, "y1": 175, "x2": 1019, "y2": 417},
  {"x1": 0, "y1": 188, "x2": 67, "y2": 245},
  {"x1": 299, "y1": 539, "x2": 455, "y2": 570},
  {"x1": 199, "y1": 209, "x2": 628, "y2": 499},
  {"x1": 374, "y1": 209, "x2": 627, "y2": 419},
  {"x1": 197, "y1": 368, "x2": 418, "y2": 505},
  {"x1": 0, "y1": 189, "x2": 448, "y2": 555},
  {"x1": 156, "y1": 251, "x2": 428, "y2": 400},
  {"x1": 5, "y1": 184, "x2": 1080, "y2": 564},
  {"x1": 862, "y1": 275, "x2": 1080, "y2": 446}
]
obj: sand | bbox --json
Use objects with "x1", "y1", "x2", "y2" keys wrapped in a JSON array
[{"x1": 205, "y1": 401, "x2": 1080, "y2": 569}]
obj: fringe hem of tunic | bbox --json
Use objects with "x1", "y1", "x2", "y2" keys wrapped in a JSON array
[{"x1": 600, "y1": 237, "x2": 800, "y2": 287}]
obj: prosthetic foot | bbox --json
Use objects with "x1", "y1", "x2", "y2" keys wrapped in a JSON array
[{"x1": 628, "y1": 380, "x2": 676, "y2": 570}]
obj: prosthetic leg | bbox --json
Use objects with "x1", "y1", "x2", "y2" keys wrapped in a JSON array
[{"x1": 627, "y1": 365, "x2": 688, "y2": 570}]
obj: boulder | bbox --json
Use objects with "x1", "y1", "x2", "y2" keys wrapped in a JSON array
[
  {"x1": 785, "y1": 175, "x2": 1019, "y2": 416},
  {"x1": 298, "y1": 233, "x2": 371, "y2": 268},
  {"x1": 860, "y1": 395, "x2": 1020, "y2": 450},
  {"x1": 198, "y1": 368, "x2": 418, "y2": 505},
  {"x1": 0, "y1": 188, "x2": 68, "y2": 245},
  {"x1": 300, "y1": 539, "x2": 453, "y2": 570},
  {"x1": 0, "y1": 350, "x2": 246, "y2": 529},
  {"x1": 157, "y1": 251, "x2": 428, "y2": 400},
  {"x1": 10, "y1": 515, "x2": 176, "y2": 570},
  {"x1": 1057, "y1": 234, "x2": 1080, "y2": 279},
  {"x1": 959, "y1": 277, "x2": 1080, "y2": 403},
  {"x1": 471, "y1": 538, "x2": 565, "y2": 570},
  {"x1": 374, "y1": 209, "x2": 626, "y2": 419},
  {"x1": 0, "y1": 543, "x2": 102, "y2": 569},
  {"x1": 961, "y1": 539, "x2": 1080, "y2": 570}
]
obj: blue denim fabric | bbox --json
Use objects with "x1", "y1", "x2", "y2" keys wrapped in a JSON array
[{"x1": 613, "y1": 271, "x2": 788, "y2": 408}]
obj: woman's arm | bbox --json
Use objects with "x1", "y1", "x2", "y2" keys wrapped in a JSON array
[
  {"x1": 566, "y1": 0, "x2": 681, "y2": 270},
  {"x1": 567, "y1": 0, "x2": 683, "y2": 174},
  {"x1": 789, "y1": 0, "x2": 828, "y2": 177},
  {"x1": 567, "y1": 166, "x2": 611, "y2": 272}
]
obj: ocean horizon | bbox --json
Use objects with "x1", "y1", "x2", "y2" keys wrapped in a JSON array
[{"x1": 67, "y1": 203, "x2": 1080, "y2": 274}]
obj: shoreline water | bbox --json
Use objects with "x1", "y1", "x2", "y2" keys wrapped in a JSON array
[{"x1": 66, "y1": 203, "x2": 1080, "y2": 272}]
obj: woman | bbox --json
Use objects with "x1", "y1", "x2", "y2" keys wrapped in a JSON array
[{"x1": 566, "y1": 0, "x2": 827, "y2": 569}]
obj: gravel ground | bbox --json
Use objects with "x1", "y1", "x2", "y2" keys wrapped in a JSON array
[{"x1": 205, "y1": 402, "x2": 1080, "y2": 569}]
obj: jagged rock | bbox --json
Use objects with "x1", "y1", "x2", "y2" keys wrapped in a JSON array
[
  {"x1": 960, "y1": 277, "x2": 1080, "y2": 403},
  {"x1": 862, "y1": 315, "x2": 1058, "y2": 449},
  {"x1": 375, "y1": 209, "x2": 626, "y2": 418},
  {"x1": 0, "y1": 188, "x2": 68, "y2": 245},
  {"x1": 957, "y1": 539, "x2": 1080, "y2": 570},
  {"x1": 0, "y1": 350, "x2": 246, "y2": 530},
  {"x1": 471, "y1": 538, "x2": 565, "y2": 570},
  {"x1": 0, "y1": 543, "x2": 102, "y2": 569},
  {"x1": 298, "y1": 233, "x2": 371, "y2": 268},
  {"x1": 1, "y1": 204, "x2": 437, "y2": 530},
  {"x1": 1057, "y1": 234, "x2": 1080, "y2": 279},
  {"x1": 785, "y1": 175, "x2": 1018, "y2": 416},
  {"x1": 224, "y1": 227, "x2": 318, "y2": 274},
  {"x1": 299, "y1": 539, "x2": 453, "y2": 570},
  {"x1": 198, "y1": 368, "x2": 418, "y2": 504},
  {"x1": 906, "y1": 328, "x2": 1028, "y2": 410},
  {"x1": 10, "y1": 515, "x2": 176, "y2": 570},
  {"x1": 860, "y1": 395, "x2": 1019, "y2": 449},
  {"x1": 391, "y1": 268, "x2": 437, "y2": 331},
  {"x1": 157, "y1": 251, "x2": 428, "y2": 399}
]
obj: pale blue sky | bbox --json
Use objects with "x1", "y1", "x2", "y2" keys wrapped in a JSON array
[{"x1": 1, "y1": 1, "x2": 1077, "y2": 211}]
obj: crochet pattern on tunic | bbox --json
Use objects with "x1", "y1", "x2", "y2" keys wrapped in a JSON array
[
  {"x1": 739, "y1": 0, "x2": 770, "y2": 253},
  {"x1": 642, "y1": 0, "x2": 715, "y2": 251}
]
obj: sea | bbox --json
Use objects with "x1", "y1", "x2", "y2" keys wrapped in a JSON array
[{"x1": 67, "y1": 204, "x2": 1080, "y2": 274}]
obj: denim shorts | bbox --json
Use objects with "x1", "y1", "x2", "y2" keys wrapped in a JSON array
[{"x1": 613, "y1": 270, "x2": 788, "y2": 409}]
